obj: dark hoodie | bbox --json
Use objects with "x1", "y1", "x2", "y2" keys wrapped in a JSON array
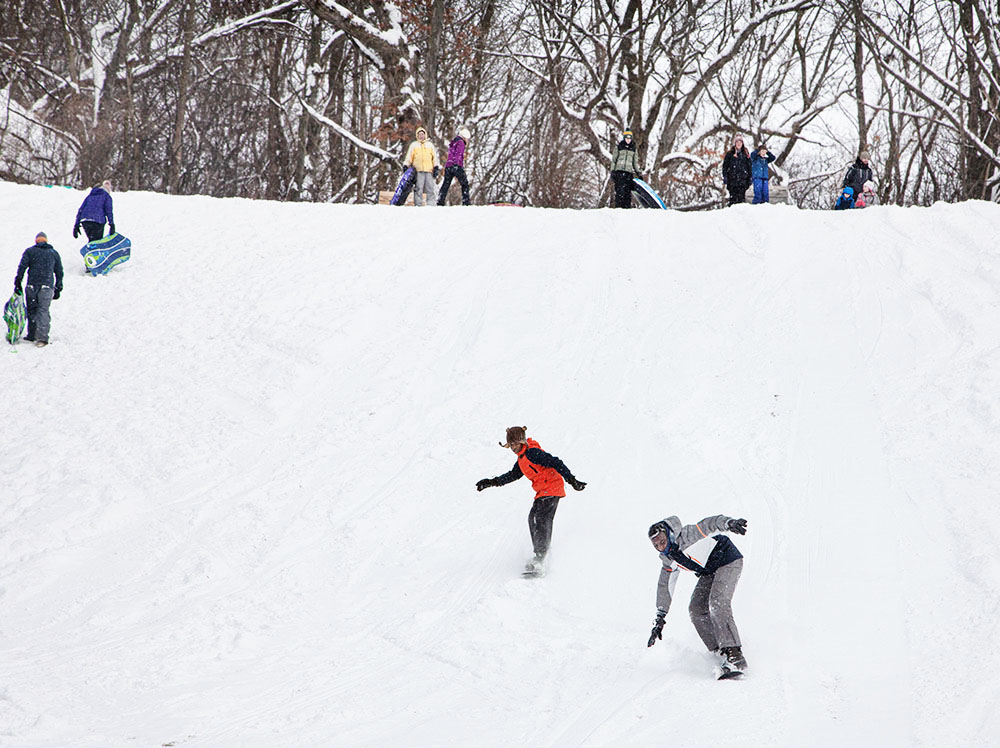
[
  {"x1": 842, "y1": 158, "x2": 873, "y2": 197},
  {"x1": 15, "y1": 242, "x2": 64, "y2": 290}
]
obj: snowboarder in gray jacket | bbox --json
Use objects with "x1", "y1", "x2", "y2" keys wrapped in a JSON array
[{"x1": 646, "y1": 514, "x2": 749, "y2": 674}]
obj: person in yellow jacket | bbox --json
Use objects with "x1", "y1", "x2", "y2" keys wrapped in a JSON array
[{"x1": 404, "y1": 126, "x2": 440, "y2": 206}]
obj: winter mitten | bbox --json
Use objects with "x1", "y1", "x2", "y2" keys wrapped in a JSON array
[
  {"x1": 109, "y1": 224, "x2": 116, "y2": 235},
  {"x1": 53, "y1": 288, "x2": 61, "y2": 300},
  {"x1": 569, "y1": 478, "x2": 587, "y2": 491},
  {"x1": 476, "y1": 478, "x2": 494, "y2": 492},
  {"x1": 727, "y1": 518, "x2": 748, "y2": 535},
  {"x1": 433, "y1": 166, "x2": 440, "y2": 179},
  {"x1": 72, "y1": 225, "x2": 80, "y2": 239},
  {"x1": 647, "y1": 613, "x2": 666, "y2": 647}
]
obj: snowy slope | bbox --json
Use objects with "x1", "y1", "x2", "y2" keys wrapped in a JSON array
[{"x1": 1, "y1": 182, "x2": 999, "y2": 748}]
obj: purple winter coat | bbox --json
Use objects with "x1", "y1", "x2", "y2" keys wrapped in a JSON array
[
  {"x1": 444, "y1": 137, "x2": 466, "y2": 167},
  {"x1": 75, "y1": 187, "x2": 115, "y2": 227}
]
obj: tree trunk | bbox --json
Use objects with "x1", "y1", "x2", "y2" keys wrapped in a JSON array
[
  {"x1": 168, "y1": 0, "x2": 195, "y2": 194},
  {"x1": 851, "y1": 0, "x2": 868, "y2": 150},
  {"x1": 422, "y1": 0, "x2": 445, "y2": 134}
]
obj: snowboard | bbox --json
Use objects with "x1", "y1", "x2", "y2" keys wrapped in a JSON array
[
  {"x1": 3, "y1": 292, "x2": 26, "y2": 344},
  {"x1": 390, "y1": 167, "x2": 417, "y2": 205},
  {"x1": 522, "y1": 556, "x2": 546, "y2": 578},
  {"x1": 716, "y1": 665, "x2": 744, "y2": 680},
  {"x1": 81, "y1": 233, "x2": 131, "y2": 276}
]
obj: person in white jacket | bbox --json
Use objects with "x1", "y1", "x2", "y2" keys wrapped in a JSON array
[
  {"x1": 646, "y1": 514, "x2": 749, "y2": 674},
  {"x1": 404, "y1": 126, "x2": 439, "y2": 206}
]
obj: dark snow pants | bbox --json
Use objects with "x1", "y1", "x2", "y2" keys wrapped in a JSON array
[
  {"x1": 25, "y1": 285, "x2": 55, "y2": 343},
  {"x1": 612, "y1": 171, "x2": 633, "y2": 208},
  {"x1": 81, "y1": 220, "x2": 105, "y2": 241},
  {"x1": 727, "y1": 184, "x2": 748, "y2": 206},
  {"x1": 528, "y1": 495, "x2": 561, "y2": 557},
  {"x1": 437, "y1": 166, "x2": 470, "y2": 205},
  {"x1": 689, "y1": 558, "x2": 743, "y2": 650}
]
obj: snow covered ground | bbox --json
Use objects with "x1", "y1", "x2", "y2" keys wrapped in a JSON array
[{"x1": 1, "y1": 182, "x2": 999, "y2": 747}]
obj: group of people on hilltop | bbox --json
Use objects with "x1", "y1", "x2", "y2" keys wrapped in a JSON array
[
  {"x1": 475, "y1": 425, "x2": 750, "y2": 678},
  {"x1": 614, "y1": 128, "x2": 878, "y2": 210},
  {"x1": 7, "y1": 182, "x2": 117, "y2": 347},
  {"x1": 835, "y1": 151, "x2": 876, "y2": 209},
  {"x1": 400, "y1": 125, "x2": 472, "y2": 206},
  {"x1": 721, "y1": 137, "x2": 776, "y2": 205}
]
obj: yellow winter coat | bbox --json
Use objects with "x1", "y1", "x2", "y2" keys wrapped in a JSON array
[{"x1": 405, "y1": 140, "x2": 439, "y2": 172}]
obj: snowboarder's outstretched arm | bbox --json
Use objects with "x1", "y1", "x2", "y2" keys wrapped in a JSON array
[
  {"x1": 476, "y1": 462, "x2": 523, "y2": 491},
  {"x1": 523, "y1": 447, "x2": 587, "y2": 490},
  {"x1": 675, "y1": 515, "x2": 746, "y2": 549}
]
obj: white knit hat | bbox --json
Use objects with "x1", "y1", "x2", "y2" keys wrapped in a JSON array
[{"x1": 459, "y1": 127, "x2": 471, "y2": 140}]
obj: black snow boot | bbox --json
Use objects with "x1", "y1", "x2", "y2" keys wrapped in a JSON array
[{"x1": 720, "y1": 646, "x2": 747, "y2": 670}]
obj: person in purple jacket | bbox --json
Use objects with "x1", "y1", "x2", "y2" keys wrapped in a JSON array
[
  {"x1": 437, "y1": 127, "x2": 471, "y2": 206},
  {"x1": 73, "y1": 180, "x2": 116, "y2": 241}
]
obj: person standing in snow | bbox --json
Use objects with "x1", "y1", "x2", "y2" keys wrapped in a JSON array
[
  {"x1": 842, "y1": 151, "x2": 874, "y2": 199},
  {"x1": 13, "y1": 231, "x2": 63, "y2": 347},
  {"x1": 475, "y1": 426, "x2": 586, "y2": 574},
  {"x1": 405, "y1": 126, "x2": 440, "y2": 207},
  {"x1": 73, "y1": 180, "x2": 116, "y2": 241},
  {"x1": 611, "y1": 130, "x2": 641, "y2": 208},
  {"x1": 750, "y1": 145, "x2": 776, "y2": 204},
  {"x1": 437, "y1": 127, "x2": 472, "y2": 206},
  {"x1": 722, "y1": 136, "x2": 752, "y2": 206},
  {"x1": 646, "y1": 514, "x2": 749, "y2": 675}
]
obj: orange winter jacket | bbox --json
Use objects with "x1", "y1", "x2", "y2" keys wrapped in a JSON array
[{"x1": 516, "y1": 439, "x2": 566, "y2": 499}]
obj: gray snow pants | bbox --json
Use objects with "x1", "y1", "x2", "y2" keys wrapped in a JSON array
[
  {"x1": 413, "y1": 171, "x2": 435, "y2": 206},
  {"x1": 688, "y1": 558, "x2": 742, "y2": 650},
  {"x1": 25, "y1": 285, "x2": 55, "y2": 343}
]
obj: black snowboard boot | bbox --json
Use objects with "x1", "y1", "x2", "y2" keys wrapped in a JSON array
[{"x1": 720, "y1": 646, "x2": 747, "y2": 670}]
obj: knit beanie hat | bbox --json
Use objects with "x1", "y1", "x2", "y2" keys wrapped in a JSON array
[
  {"x1": 35, "y1": 231, "x2": 47, "y2": 242},
  {"x1": 459, "y1": 127, "x2": 471, "y2": 140},
  {"x1": 860, "y1": 150, "x2": 870, "y2": 160},
  {"x1": 499, "y1": 425, "x2": 527, "y2": 448}
]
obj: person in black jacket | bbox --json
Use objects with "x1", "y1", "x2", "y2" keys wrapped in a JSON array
[
  {"x1": 475, "y1": 426, "x2": 586, "y2": 574},
  {"x1": 842, "y1": 151, "x2": 873, "y2": 198},
  {"x1": 721, "y1": 136, "x2": 752, "y2": 206},
  {"x1": 13, "y1": 232, "x2": 64, "y2": 347}
]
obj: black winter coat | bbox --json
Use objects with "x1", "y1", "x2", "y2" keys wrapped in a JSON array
[
  {"x1": 15, "y1": 243, "x2": 64, "y2": 290},
  {"x1": 722, "y1": 148, "x2": 752, "y2": 189},
  {"x1": 842, "y1": 159, "x2": 873, "y2": 196}
]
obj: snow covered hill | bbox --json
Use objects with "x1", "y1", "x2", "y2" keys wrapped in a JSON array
[{"x1": 1, "y1": 182, "x2": 999, "y2": 748}]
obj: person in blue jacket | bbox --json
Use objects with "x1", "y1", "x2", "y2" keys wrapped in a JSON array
[
  {"x1": 73, "y1": 181, "x2": 116, "y2": 241},
  {"x1": 750, "y1": 145, "x2": 776, "y2": 204}
]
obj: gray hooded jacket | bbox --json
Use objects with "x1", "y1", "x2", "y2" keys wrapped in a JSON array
[{"x1": 655, "y1": 514, "x2": 742, "y2": 614}]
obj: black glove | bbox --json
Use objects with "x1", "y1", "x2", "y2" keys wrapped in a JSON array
[
  {"x1": 476, "y1": 478, "x2": 495, "y2": 492},
  {"x1": 569, "y1": 478, "x2": 587, "y2": 491},
  {"x1": 109, "y1": 224, "x2": 115, "y2": 235},
  {"x1": 72, "y1": 225, "x2": 80, "y2": 239},
  {"x1": 53, "y1": 287, "x2": 61, "y2": 300},
  {"x1": 647, "y1": 613, "x2": 665, "y2": 647},
  {"x1": 727, "y1": 518, "x2": 748, "y2": 535},
  {"x1": 433, "y1": 166, "x2": 440, "y2": 179}
]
